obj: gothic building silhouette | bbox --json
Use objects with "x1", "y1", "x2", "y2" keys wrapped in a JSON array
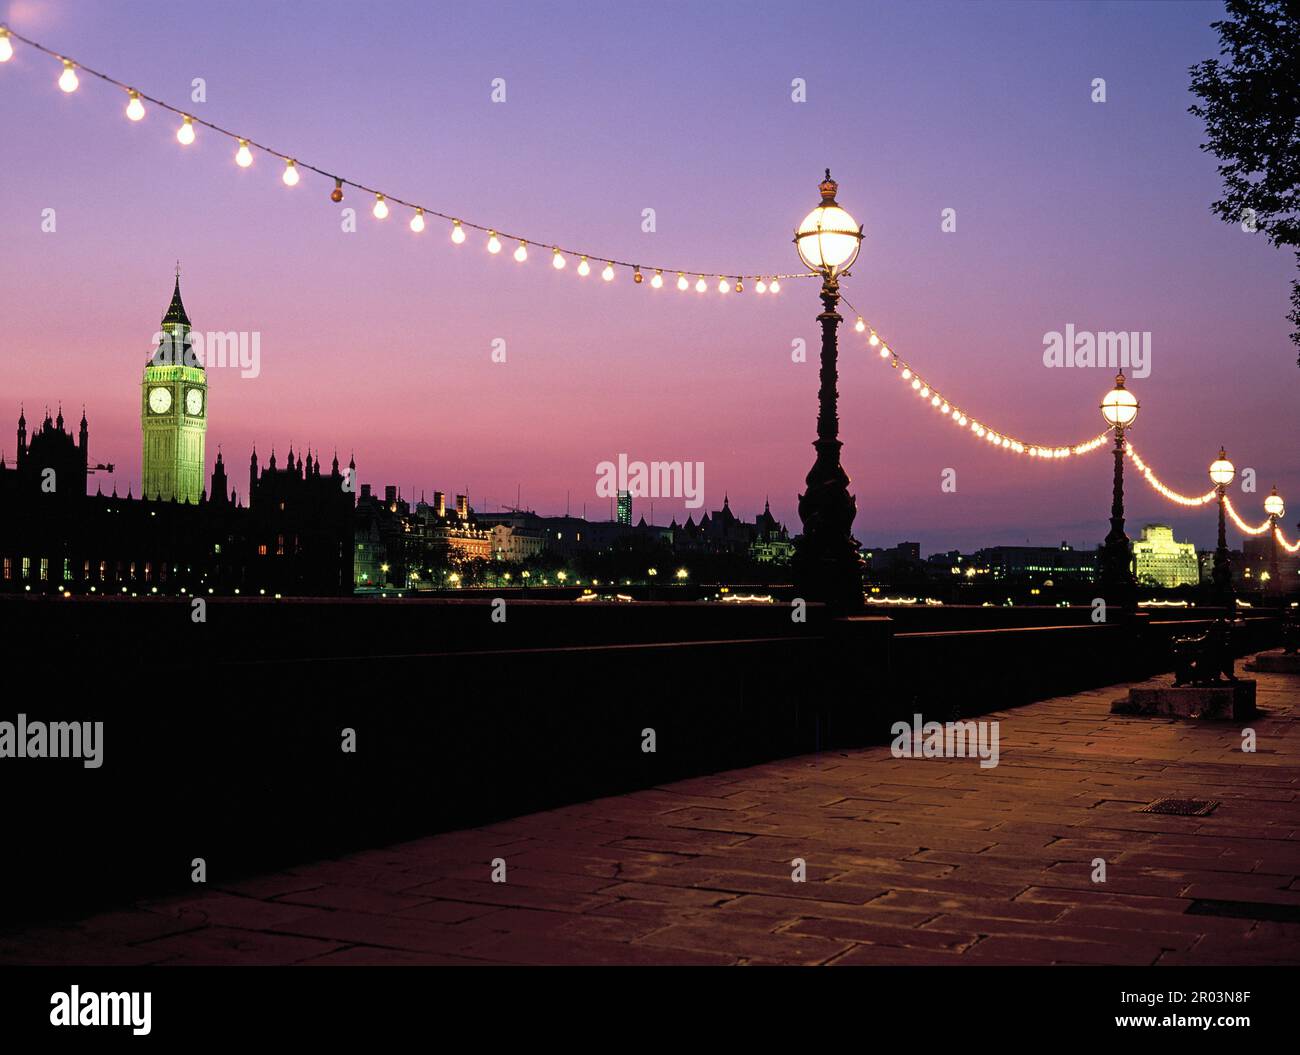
[{"x1": 0, "y1": 277, "x2": 353, "y2": 595}]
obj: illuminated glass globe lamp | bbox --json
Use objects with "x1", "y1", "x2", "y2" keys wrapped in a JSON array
[
  {"x1": 1264, "y1": 486, "x2": 1284, "y2": 519},
  {"x1": 794, "y1": 170, "x2": 863, "y2": 277},
  {"x1": 1208, "y1": 448, "x2": 1235, "y2": 489},
  {"x1": 1100, "y1": 372, "x2": 1138, "y2": 430}
]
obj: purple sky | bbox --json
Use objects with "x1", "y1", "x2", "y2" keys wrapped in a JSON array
[{"x1": 1, "y1": 0, "x2": 1295, "y2": 552}]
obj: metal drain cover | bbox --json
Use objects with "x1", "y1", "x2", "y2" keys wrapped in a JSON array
[{"x1": 1139, "y1": 798, "x2": 1218, "y2": 816}]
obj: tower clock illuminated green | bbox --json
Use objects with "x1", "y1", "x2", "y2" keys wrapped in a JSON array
[{"x1": 141, "y1": 272, "x2": 206, "y2": 503}]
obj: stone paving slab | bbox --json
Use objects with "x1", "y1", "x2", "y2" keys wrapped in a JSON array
[{"x1": 1, "y1": 659, "x2": 1296, "y2": 966}]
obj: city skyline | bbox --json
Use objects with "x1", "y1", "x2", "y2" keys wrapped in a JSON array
[
  {"x1": 3, "y1": 0, "x2": 1298, "y2": 990},
  {"x1": 1, "y1": 1, "x2": 1295, "y2": 555}
]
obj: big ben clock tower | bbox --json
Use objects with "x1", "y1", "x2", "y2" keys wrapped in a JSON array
[{"x1": 141, "y1": 269, "x2": 207, "y2": 502}]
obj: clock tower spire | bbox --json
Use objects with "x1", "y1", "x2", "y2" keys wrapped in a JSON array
[{"x1": 142, "y1": 270, "x2": 207, "y2": 502}]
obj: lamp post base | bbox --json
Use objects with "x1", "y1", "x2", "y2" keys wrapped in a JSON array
[{"x1": 794, "y1": 444, "x2": 864, "y2": 614}]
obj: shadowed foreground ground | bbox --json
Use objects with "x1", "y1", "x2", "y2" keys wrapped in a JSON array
[{"x1": 3, "y1": 659, "x2": 1297, "y2": 965}]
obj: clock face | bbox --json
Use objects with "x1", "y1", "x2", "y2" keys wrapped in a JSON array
[
  {"x1": 148, "y1": 386, "x2": 172, "y2": 414},
  {"x1": 186, "y1": 388, "x2": 204, "y2": 416}
]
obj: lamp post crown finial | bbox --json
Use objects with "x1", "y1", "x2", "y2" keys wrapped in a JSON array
[{"x1": 819, "y1": 170, "x2": 838, "y2": 204}]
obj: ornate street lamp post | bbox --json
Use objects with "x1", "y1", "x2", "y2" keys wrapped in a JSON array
[
  {"x1": 1209, "y1": 448, "x2": 1235, "y2": 610},
  {"x1": 1099, "y1": 372, "x2": 1139, "y2": 608},
  {"x1": 1264, "y1": 485, "x2": 1285, "y2": 598},
  {"x1": 792, "y1": 170, "x2": 865, "y2": 613}
]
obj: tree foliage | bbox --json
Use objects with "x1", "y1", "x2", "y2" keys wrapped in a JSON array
[{"x1": 1188, "y1": 0, "x2": 1300, "y2": 364}]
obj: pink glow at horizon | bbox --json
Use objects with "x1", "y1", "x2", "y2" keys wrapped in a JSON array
[{"x1": 0, "y1": 0, "x2": 1295, "y2": 552}]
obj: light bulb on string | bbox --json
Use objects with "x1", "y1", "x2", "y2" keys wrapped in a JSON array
[
  {"x1": 855, "y1": 317, "x2": 865, "y2": 333},
  {"x1": 0, "y1": 28, "x2": 13, "y2": 63},
  {"x1": 235, "y1": 139, "x2": 253, "y2": 167},
  {"x1": 769, "y1": 279, "x2": 780, "y2": 294},
  {"x1": 577, "y1": 256, "x2": 591, "y2": 276},
  {"x1": 177, "y1": 115, "x2": 196, "y2": 145},
  {"x1": 695, "y1": 276, "x2": 707, "y2": 293},
  {"x1": 677, "y1": 273, "x2": 688, "y2": 291},
  {"x1": 718, "y1": 277, "x2": 731, "y2": 293},
  {"x1": 514, "y1": 241, "x2": 528, "y2": 263},
  {"x1": 58, "y1": 60, "x2": 78, "y2": 93},
  {"x1": 451, "y1": 220, "x2": 465, "y2": 243},
  {"x1": 868, "y1": 333, "x2": 879, "y2": 346},
  {"x1": 650, "y1": 270, "x2": 663, "y2": 289},
  {"x1": 552, "y1": 248, "x2": 566, "y2": 270},
  {"x1": 755, "y1": 279, "x2": 767, "y2": 294},
  {"x1": 125, "y1": 90, "x2": 146, "y2": 122},
  {"x1": 736, "y1": 279, "x2": 744, "y2": 293},
  {"x1": 373, "y1": 194, "x2": 389, "y2": 219},
  {"x1": 281, "y1": 159, "x2": 299, "y2": 186},
  {"x1": 409, "y1": 208, "x2": 425, "y2": 233},
  {"x1": 487, "y1": 231, "x2": 502, "y2": 253},
  {"x1": 633, "y1": 268, "x2": 644, "y2": 284},
  {"x1": 601, "y1": 263, "x2": 615, "y2": 282}
]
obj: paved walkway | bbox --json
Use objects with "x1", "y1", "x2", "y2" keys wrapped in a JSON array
[{"x1": 3, "y1": 660, "x2": 1298, "y2": 965}]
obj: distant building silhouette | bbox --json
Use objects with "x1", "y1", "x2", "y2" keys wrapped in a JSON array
[
  {"x1": 0, "y1": 277, "x2": 352, "y2": 595},
  {"x1": 967, "y1": 542, "x2": 1097, "y2": 585},
  {"x1": 357, "y1": 491, "x2": 795, "y2": 586}
]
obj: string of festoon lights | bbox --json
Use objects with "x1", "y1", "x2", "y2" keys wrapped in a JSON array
[
  {"x1": 1124, "y1": 446, "x2": 1299, "y2": 550},
  {"x1": 1122, "y1": 444, "x2": 1216, "y2": 506},
  {"x1": 0, "y1": 26, "x2": 813, "y2": 295},
  {"x1": 838, "y1": 293, "x2": 1111, "y2": 458},
  {"x1": 838, "y1": 292, "x2": 1300, "y2": 551}
]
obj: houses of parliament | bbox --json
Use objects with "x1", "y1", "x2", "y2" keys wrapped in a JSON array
[{"x1": 0, "y1": 276, "x2": 354, "y2": 595}]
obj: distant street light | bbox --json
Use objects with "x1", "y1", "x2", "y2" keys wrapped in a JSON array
[
  {"x1": 1209, "y1": 447, "x2": 1235, "y2": 609},
  {"x1": 1099, "y1": 372, "x2": 1139, "y2": 608},
  {"x1": 1265, "y1": 485, "x2": 1285, "y2": 597},
  {"x1": 792, "y1": 170, "x2": 865, "y2": 613}
]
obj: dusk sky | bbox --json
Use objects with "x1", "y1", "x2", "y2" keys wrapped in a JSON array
[{"x1": 1, "y1": 0, "x2": 1295, "y2": 552}]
